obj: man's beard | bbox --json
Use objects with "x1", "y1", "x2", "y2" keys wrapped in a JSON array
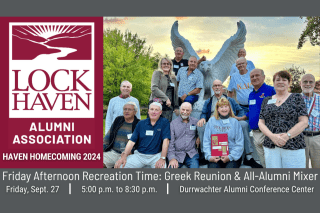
[
  {"x1": 214, "y1": 90, "x2": 221, "y2": 95},
  {"x1": 181, "y1": 114, "x2": 189, "y2": 119},
  {"x1": 303, "y1": 88, "x2": 314, "y2": 94}
]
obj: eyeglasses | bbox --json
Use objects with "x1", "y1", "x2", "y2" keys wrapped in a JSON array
[
  {"x1": 213, "y1": 85, "x2": 222, "y2": 87},
  {"x1": 162, "y1": 63, "x2": 171, "y2": 66},
  {"x1": 123, "y1": 108, "x2": 134, "y2": 112},
  {"x1": 302, "y1": 81, "x2": 314, "y2": 85}
]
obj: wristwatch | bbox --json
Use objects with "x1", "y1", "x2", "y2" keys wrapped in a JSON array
[
  {"x1": 287, "y1": 133, "x2": 291, "y2": 139},
  {"x1": 160, "y1": 156, "x2": 166, "y2": 160}
]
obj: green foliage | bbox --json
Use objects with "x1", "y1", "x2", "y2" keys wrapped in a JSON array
[
  {"x1": 298, "y1": 16, "x2": 320, "y2": 49},
  {"x1": 103, "y1": 29, "x2": 160, "y2": 106},
  {"x1": 284, "y1": 65, "x2": 306, "y2": 93}
]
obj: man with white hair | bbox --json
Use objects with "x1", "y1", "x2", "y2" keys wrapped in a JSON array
[
  {"x1": 228, "y1": 57, "x2": 254, "y2": 114},
  {"x1": 115, "y1": 102, "x2": 170, "y2": 168},
  {"x1": 229, "y1": 48, "x2": 255, "y2": 77},
  {"x1": 167, "y1": 102, "x2": 200, "y2": 168},
  {"x1": 105, "y1": 80, "x2": 140, "y2": 135},
  {"x1": 300, "y1": 74, "x2": 320, "y2": 168},
  {"x1": 103, "y1": 102, "x2": 140, "y2": 168}
]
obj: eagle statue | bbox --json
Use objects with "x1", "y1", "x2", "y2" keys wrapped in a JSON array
[{"x1": 171, "y1": 20, "x2": 247, "y2": 112}]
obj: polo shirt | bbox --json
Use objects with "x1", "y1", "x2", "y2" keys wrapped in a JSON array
[
  {"x1": 172, "y1": 58, "x2": 188, "y2": 76},
  {"x1": 130, "y1": 117, "x2": 171, "y2": 155},
  {"x1": 246, "y1": 83, "x2": 276, "y2": 130},
  {"x1": 176, "y1": 67, "x2": 204, "y2": 97}
]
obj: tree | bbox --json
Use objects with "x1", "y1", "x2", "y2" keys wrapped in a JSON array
[
  {"x1": 298, "y1": 16, "x2": 320, "y2": 49},
  {"x1": 265, "y1": 77, "x2": 272, "y2": 86},
  {"x1": 103, "y1": 29, "x2": 160, "y2": 106},
  {"x1": 284, "y1": 65, "x2": 306, "y2": 93}
]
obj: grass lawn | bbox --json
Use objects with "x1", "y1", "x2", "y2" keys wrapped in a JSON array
[{"x1": 103, "y1": 114, "x2": 147, "y2": 137}]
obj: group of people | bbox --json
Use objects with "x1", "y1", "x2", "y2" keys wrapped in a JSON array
[{"x1": 103, "y1": 47, "x2": 320, "y2": 169}]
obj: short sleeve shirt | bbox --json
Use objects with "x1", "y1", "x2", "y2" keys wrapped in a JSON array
[
  {"x1": 172, "y1": 59, "x2": 188, "y2": 76},
  {"x1": 130, "y1": 117, "x2": 171, "y2": 154},
  {"x1": 227, "y1": 70, "x2": 253, "y2": 105},
  {"x1": 176, "y1": 67, "x2": 204, "y2": 97},
  {"x1": 246, "y1": 83, "x2": 276, "y2": 130},
  {"x1": 301, "y1": 93, "x2": 320, "y2": 132},
  {"x1": 259, "y1": 93, "x2": 308, "y2": 150}
]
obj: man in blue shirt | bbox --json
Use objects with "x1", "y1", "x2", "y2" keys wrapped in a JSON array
[
  {"x1": 238, "y1": 69, "x2": 276, "y2": 167},
  {"x1": 228, "y1": 57, "x2": 254, "y2": 114},
  {"x1": 229, "y1": 49, "x2": 255, "y2": 77},
  {"x1": 176, "y1": 56, "x2": 204, "y2": 105},
  {"x1": 114, "y1": 102, "x2": 170, "y2": 168}
]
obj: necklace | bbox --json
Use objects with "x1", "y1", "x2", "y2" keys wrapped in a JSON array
[{"x1": 276, "y1": 93, "x2": 289, "y2": 104}]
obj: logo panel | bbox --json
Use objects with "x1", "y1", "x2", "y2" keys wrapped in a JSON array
[{"x1": 9, "y1": 23, "x2": 95, "y2": 118}]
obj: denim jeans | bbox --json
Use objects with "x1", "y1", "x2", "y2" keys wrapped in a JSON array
[
  {"x1": 177, "y1": 153, "x2": 200, "y2": 168},
  {"x1": 208, "y1": 158, "x2": 242, "y2": 168},
  {"x1": 239, "y1": 105, "x2": 249, "y2": 115},
  {"x1": 179, "y1": 95, "x2": 199, "y2": 106},
  {"x1": 263, "y1": 146, "x2": 306, "y2": 168}
]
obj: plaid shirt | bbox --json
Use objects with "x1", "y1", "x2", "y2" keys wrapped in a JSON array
[{"x1": 302, "y1": 93, "x2": 320, "y2": 132}]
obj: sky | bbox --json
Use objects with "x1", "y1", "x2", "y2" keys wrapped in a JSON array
[{"x1": 103, "y1": 17, "x2": 319, "y2": 82}]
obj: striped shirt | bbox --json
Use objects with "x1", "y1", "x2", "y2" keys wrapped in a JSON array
[{"x1": 302, "y1": 93, "x2": 320, "y2": 132}]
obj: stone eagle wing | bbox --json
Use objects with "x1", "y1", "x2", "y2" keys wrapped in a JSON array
[
  {"x1": 210, "y1": 21, "x2": 247, "y2": 81},
  {"x1": 170, "y1": 21, "x2": 199, "y2": 60}
]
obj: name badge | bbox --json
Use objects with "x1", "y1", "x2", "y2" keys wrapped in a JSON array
[
  {"x1": 222, "y1": 119, "x2": 230, "y2": 124},
  {"x1": 146, "y1": 130, "x2": 154, "y2": 136},
  {"x1": 169, "y1": 82, "x2": 175, "y2": 87},
  {"x1": 190, "y1": 125, "x2": 196, "y2": 130},
  {"x1": 174, "y1": 65, "x2": 179, "y2": 69},
  {"x1": 311, "y1": 109, "x2": 319, "y2": 117},
  {"x1": 249, "y1": 100, "x2": 256, "y2": 105},
  {"x1": 180, "y1": 63, "x2": 184, "y2": 66},
  {"x1": 127, "y1": 134, "x2": 132, "y2": 139},
  {"x1": 267, "y1": 99, "x2": 277, "y2": 104}
]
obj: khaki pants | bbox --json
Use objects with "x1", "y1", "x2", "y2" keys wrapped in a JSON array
[
  {"x1": 252, "y1": 130, "x2": 266, "y2": 168},
  {"x1": 304, "y1": 135, "x2": 320, "y2": 168},
  {"x1": 103, "y1": 150, "x2": 121, "y2": 168}
]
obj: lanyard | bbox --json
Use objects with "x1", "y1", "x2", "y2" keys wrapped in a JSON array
[{"x1": 303, "y1": 93, "x2": 316, "y2": 117}]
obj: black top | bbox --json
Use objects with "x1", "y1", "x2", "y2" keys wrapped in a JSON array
[
  {"x1": 172, "y1": 58, "x2": 188, "y2": 76},
  {"x1": 259, "y1": 93, "x2": 308, "y2": 150},
  {"x1": 104, "y1": 115, "x2": 140, "y2": 152}
]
